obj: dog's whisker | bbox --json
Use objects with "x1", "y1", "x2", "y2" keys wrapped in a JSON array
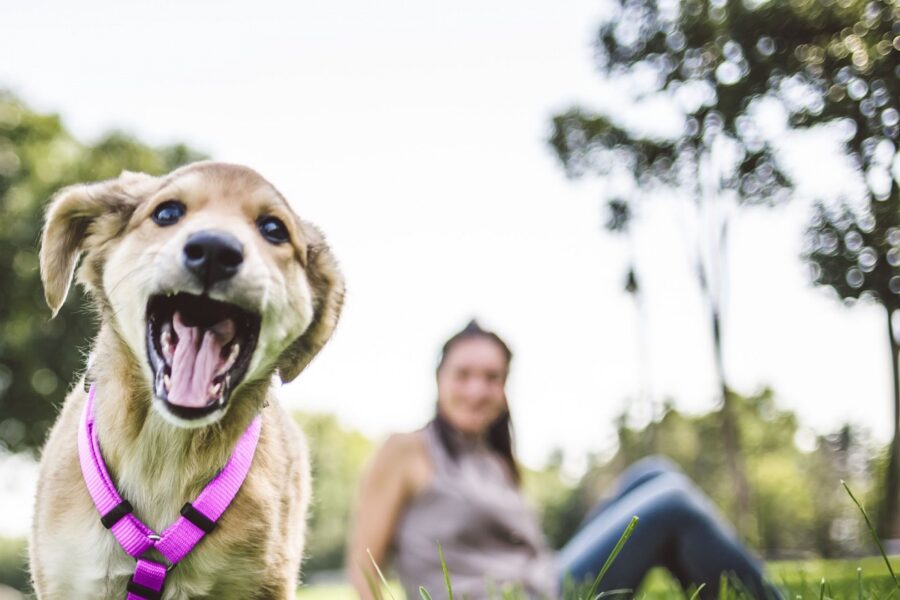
[
  {"x1": 103, "y1": 274, "x2": 156, "y2": 323},
  {"x1": 104, "y1": 250, "x2": 165, "y2": 296}
]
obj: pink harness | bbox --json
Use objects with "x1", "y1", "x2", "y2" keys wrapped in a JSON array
[{"x1": 78, "y1": 384, "x2": 262, "y2": 600}]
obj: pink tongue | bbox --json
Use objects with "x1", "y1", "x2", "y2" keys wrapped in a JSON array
[{"x1": 168, "y1": 312, "x2": 235, "y2": 408}]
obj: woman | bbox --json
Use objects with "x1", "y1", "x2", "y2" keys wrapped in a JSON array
[{"x1": 346, "y1": 321, "x2": 779, "y2": 599}]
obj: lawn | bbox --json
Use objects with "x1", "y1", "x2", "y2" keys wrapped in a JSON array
[{"x1": 296, "y1": 557, "x2": 900, "y2": 599}]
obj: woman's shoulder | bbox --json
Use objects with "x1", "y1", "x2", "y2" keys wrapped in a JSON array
[
  {"x1": 379, "y1": 429, "x2": 431, "y2": 470},
  {"x1": 385, "y1": 428, "x2": 426, "y2": 448},
  {"x1": 371, "y1": 428, "x2": 433, "y2": 495}
]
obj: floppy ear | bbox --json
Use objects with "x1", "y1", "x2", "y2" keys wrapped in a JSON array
[
  {"x1": 39, "y1": 171, "x2": 154, "y2": 317},
  {"x1": 276, "y1": 224, "x2": 345, "y2": 383}
]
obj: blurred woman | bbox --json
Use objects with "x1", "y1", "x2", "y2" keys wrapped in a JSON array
[{"x1": 346, "y1": 321, "x2": 779, "y2": 599}]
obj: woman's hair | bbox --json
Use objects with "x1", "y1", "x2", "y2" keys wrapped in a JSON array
[{"x1": 432, "y1": 319, "x2": 520, "y2": 484}]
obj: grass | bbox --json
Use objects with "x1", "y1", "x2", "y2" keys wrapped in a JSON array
[{"x1": 297, "y1": 558, "x2": 900, "y2": 600}]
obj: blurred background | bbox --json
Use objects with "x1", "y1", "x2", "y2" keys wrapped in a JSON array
[{"x1": 1, "y1": 0, "x2": 899, "y2": 596}]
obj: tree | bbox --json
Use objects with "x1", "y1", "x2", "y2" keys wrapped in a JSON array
[
  {"x1": 785, "y1": 1, "x2": 900, "y2": 536},
  {"x1": 548, "y1": 0, "x2": 795, "y2": 529},
  {"x1": 0, "y1": 91, "x2": 203, "y2": 453},
  {"x1": 549, "y1": 0, "x2": 900, "y2": 537},
  {"x1": 675, "y1": 0, "x2": 900, "y2": 536}
]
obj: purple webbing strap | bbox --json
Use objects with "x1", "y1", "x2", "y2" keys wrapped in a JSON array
[
  {"x1": 126, "y1": 559, "x2": 167, "y2": 600},
  {"x1": 156, "y1": 412, "x2": 262, "y2": 562},
  {"x1": 78, "y1": 385, "x2": 153, "y2": 557},
  {"x1": 78, "y1": 384, "x2": 263, "y2": 598}
]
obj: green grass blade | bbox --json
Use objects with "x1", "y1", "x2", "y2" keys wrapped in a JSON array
[
  {"x1": 358, "y1": 557, "x2": 384, "y2": 600},
  {"x1": 584, "y1": 516, "x2": 639, "y2": 600},
  {"x1": 842, "y1": 480, "x2": 900, "y2": 589},
  {"x1": 438, "y1": 542, "x2": 454, "y2": 600},
  {"x1": 366, "y1": 548, "x2": 396, "y2": 600},
  {"x1": 688, "y1": 583, "x2": 706, "y2": 600},
  {"x1": 419, "y1": 586, "x2": 434, "y2": 600},
  {"x1": 857, "y1": 567, "x2": 862, "y2": 600}
]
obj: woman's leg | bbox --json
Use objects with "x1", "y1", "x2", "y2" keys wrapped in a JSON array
[
  {"x1": 557, "y1": 466, "x2": 779, "y2": 599},
  {"x1": 578, "y1": 456, "x2": 682, "y2": 526}
]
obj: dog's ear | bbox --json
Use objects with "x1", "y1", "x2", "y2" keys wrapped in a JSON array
[
  {"x1": 39, "y1": 171, "x2": 155, "y2": 317},
  {"x1": 276, "y1": 223, "x2": 345, "y2": 383}
]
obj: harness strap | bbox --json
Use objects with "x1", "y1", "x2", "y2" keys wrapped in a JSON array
[
  {"x1": 78, "y1": 384, "x2": 262, "y2": 598},
  {"x1": 101, "y1": 500, "x2": 134, "y2": 529},
  {"x1": 126, "y1": 559, "x2": 167, "y2": 600},
  {"x1": 78, "y1": 386, "x2": 154, "y2": 557},
  {"x1": 180, "y1": 503, "x2": 217, "y2": 533}
]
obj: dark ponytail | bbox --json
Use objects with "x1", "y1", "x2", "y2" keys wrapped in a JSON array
[{"x1": 433, "y1": 320, "x2": 520, "y2": 484}]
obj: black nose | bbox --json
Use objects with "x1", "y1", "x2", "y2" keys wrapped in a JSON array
[{"x1": 183, "y1": 231, "x2": 244, "y2": 287}]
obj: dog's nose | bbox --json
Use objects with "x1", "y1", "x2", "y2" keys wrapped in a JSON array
[{"x1": 183, "y1": 231, "x2": 244, "y2": 287}]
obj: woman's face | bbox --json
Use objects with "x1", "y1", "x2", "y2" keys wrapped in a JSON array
[{"x1": 437, "y1": 336, "x2": 509, "y2": 435}]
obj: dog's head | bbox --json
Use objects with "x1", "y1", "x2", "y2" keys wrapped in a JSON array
[{"x1": 39, "y1": 162, "x2": 344, "y2": 427}]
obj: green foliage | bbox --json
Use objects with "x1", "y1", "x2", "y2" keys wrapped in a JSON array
[
  {"x1": 0, "y1": 91, "x2": 204, "y2": 453},
  {"x1": 295, "y1": 411, "x2": 374, "y2": 573},
  {"x1": 0, "y1": 537, "x2": 27, "y2": 593},
  {"x1": 522, "y1": 450, "x2": 587, "y2": 550}
]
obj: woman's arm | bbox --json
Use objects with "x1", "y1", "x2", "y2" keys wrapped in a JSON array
[{"x1": 346, "y1": 433, "x2": 426, "y2": 600}]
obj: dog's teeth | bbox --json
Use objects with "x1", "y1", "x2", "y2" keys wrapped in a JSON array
[
  {"x1": 161, "y1": 329, "x2": 175, "y2": 360},
  {"x1": 224, "y1": 343, "x2": 240, "y2": 369},
  {"x1": 209, "y1": 381, "x2": 222, "y2": 398},
  {"x1": 163, "y1": 373, "x2": 171, "y2": 391}
]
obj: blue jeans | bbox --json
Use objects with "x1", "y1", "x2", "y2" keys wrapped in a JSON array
[{"x1": 556, "y1": 457, "x2": 781, "y2": 599}]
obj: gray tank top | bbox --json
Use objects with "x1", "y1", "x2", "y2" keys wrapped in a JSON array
[{"x1": 391, "y1": 422, "x2": 559, "y2": 600}]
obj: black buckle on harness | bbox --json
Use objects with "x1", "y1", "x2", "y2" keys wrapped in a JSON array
[
  {"x1": 180, "y1": 502, "x2": 217, "y2": 534},
  {"x1": 100, "y1": 499, "x2": 133, "y2": 529},
  {"x1": 126, "y1": 578, "x2": 164, "y2": 600}
]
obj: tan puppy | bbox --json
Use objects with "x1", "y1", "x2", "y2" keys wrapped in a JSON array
[{"x1": 28, "y1": 162, "x2": 344, "y2": 599}]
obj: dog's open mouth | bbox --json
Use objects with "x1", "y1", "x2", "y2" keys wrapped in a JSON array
[{"x1": 146, "y1": 293, "x2": 260, "y2": 420}]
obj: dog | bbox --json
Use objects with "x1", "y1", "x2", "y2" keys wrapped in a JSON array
[{"x1": 28, "y1": 162, "x2": 344, "y2": 599}]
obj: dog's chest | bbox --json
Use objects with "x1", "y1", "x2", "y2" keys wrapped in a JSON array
[
  {"x1": 41, "y1": 520, "x2": 128, "y2": 598},
  {"x1": 52, "y1": 476, "x2": 254, "y2": 599},
  {"x1": 53, "y1": 520, "x2": 261, "y2": 599}
]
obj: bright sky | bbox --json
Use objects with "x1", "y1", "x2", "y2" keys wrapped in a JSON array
[{"x1": 0, "y1": 0, "x2": 894, "y2": 535}]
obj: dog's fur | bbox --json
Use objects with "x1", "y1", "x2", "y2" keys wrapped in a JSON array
[{"x1": 28, "y1": 162, "x2": 344, "y2": 599}]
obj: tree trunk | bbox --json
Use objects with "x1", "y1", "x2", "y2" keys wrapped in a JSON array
[
  {"x1": 711, "y1": 307, "x2": 751, "y2": 533},
  {"x1": 881, "y1": 307, "x2": 900, "y2": 538}
]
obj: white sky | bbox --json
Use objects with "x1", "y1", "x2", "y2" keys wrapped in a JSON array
[{"x1": 0, "y1": 0, "x2": 893, "y2": 535}]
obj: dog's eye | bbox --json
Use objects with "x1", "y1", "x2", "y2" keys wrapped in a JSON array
[
  {"x1": 152, "y1": 200, "x2": 186, "y2": 226},
  {"x1": 257, "y1": 216, "x2": 290, "y2": 244}
]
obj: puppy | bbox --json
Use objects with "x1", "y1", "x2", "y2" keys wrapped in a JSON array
[{"x1": 28, "y1": 162, "x2": 344, "y2": 599}]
